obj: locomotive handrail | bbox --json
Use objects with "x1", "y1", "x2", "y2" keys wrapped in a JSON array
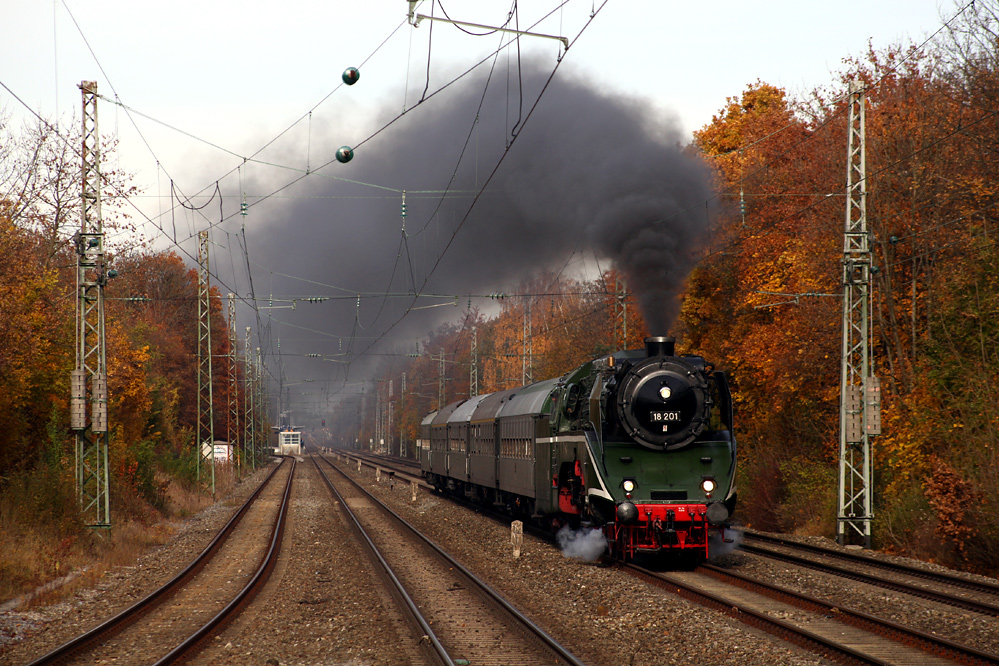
[{"x1": 588, "y1": 372, "x2": 607, "y2": 473}]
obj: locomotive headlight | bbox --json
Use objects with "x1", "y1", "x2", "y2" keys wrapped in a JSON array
[
  {"x1": 622, "y1": 479, "x2": 636, "y2": 493},
  {"x1": 700, "y1": 477, "x2": 716, "y2": 494},
  {"x1": 659, "y1": 386, "x2": 672, "y2": 400}
]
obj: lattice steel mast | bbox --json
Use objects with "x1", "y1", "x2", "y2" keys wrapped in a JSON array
[
  {"x1": 614, "y1": 277, "x2": 628, "y2": 351},
  {"x1": 244, "y1": 327, "x2": 256, "y2": 471},
  {"x1": 469, "y1": 326, "x2": 478, "y2": 397},
  {"x1": 256, "y1": 347, "x2": 267, "y2": 456},
  {"x1": 71, "y1": 81, "x2": 111, "y2": 529},
  {"x1": 227, "y1": 293, "x2": 240, "y2": 476},
  {"x1": 387, "y1": 379, "x2": 394, "y2": 455},
  {"x1": 522, "y1": 299, "x2": 533, "y2": 385},
  {"x1": 838, "y1": 80, "x2": 881, "y2": 548},
  {"x1": 438, "y1": 352, "x2": 445, "y2": 410},
  {"x1": 197, "y1": 230, "x2": 215, "y2": 496},
  {"x1": 400, "y1": 372, "x2": 407, "y2": 458}
]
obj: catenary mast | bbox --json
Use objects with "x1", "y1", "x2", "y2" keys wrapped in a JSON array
[
  {"x1": 197, "y1": 230, "x2": 215, "y2": 496},
  {"x1": 71, "y1": 81, "x2": 111, "y2": 529},
  {"x1": 838, "y1": 80, "x2": 882, "y2": 548}
]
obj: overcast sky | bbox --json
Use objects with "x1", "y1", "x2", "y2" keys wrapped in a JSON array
[
  {"x1": 1, "y1": 1, "x2": 959, "y2": 413},
  {"x1": 3, "y1": 1, "x2": 952, "y2": 196}
]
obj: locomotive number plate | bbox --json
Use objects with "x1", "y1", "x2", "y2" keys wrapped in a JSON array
[{"x1": 650, "y1": 411, "x2": 682, "y2": 422}]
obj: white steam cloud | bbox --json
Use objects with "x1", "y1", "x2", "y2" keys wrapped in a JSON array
[
  {"x1": 708, "y1": 528, "x2": 743, "y2": 559},
  {"x1": 556, "y1": 525, "x2": 607, "y2": 561}
]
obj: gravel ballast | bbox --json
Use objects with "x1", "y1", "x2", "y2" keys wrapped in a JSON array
[{"x1": 4, "y1": 454, "x2": 997, "y2": 665}]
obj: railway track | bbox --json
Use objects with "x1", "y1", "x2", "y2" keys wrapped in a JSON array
[
  {"x1": 25, "y1": 458, "x2": 294, "y2": 666},
  {"x1": 312, "y1": 453, "x2": 587, "y2": 666},
  {"x1": 624, "y1": 561, "x2": 999, "y2": 665},
  {"x1": 741, "y1": 533, "x2": 999, "y2": 617},
  {"x1": 319, "y1": 449, "x2": 999, "y2": 664},
  {"x1": 327, "y1": 448, "x2": 426, "y2": 486},
  {"x1": 342, "y1": 449, "x2": 423, "y2": 476}
]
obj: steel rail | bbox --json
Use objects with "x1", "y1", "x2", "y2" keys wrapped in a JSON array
[
  {"x1": 26, "y1": 460, "x2": 287, "y2": 666},
  {"x1": 315, "y1": 453, "x2": 589, "y2": 666},
  {"x1": 698, "y1": 562, "x2": 999, "y2": 666},
  {"x1": 624, "y1": 563, "x2": 887, "y2": 666},
  {"x1": 153, "y1": 457, "x2": 297, "y2": 665},
  {"x1": 739, "y1": 541, "x2": 999, "y2": 617},
  {"x1": 331, "y1": 449, "x2": 426, "y2": 484},
  {"x1": 310, "y1": 455, "x2": 452, "y2": 666},
  {"x1": 744, "y1": 533, "x2": 999, "y2": 597}
]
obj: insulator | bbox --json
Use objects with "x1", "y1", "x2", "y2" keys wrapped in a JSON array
[
  {"x1": 342, "y1": 67, "x2": 360, "y2": 85},
  {"x1": 336, "y1": 146, "x2": 354, "y2": 163},
  {"x1": 71, "y1": 370, "x2": 86, "y2": 430},
  {"x1": 91, "y1": 373, "x2": 108, "y2": 433}
]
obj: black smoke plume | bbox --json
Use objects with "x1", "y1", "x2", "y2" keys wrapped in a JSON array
[{"x1": 243, "y1": 58, "x2": 714, "y2": 393}]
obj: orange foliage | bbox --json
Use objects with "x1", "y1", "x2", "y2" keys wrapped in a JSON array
[
  {"x1": 924, "y1": 457, "x2": 981, "y2": 560},
  {"x1": 0, "y1": 204, "x2": 73, "y2": 471},
  {"x1": 682, "y1": 36, "x2": 999, "y2": 566}
]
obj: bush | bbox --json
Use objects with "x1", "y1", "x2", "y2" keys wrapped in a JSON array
[
  {"x1": 875, "y1": 478, "x2": 937, "y2": 558},
  {"x1": 779, "y1": 456, "x2": 837, "y2": 536}
]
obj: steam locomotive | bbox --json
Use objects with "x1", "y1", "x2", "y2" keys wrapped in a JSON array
[{"x1": 419, "y1": 336, "x2": 736, "y2": 561}]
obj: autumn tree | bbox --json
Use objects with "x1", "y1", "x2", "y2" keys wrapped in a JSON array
[
  {"x1": 687, "y1": 82, "x2": 845, "y2": 532},
  {"x1": 365, "y1": 269, "x2": 649, "y2": 459},
  {"x1": 105, "y1": 248, "x2": 237, "y2": 472},
  {"x1": 0, "y1": 112, "x2": 140, "y2": 264},
  {"x1": 681, "y1": 21, "x2": 999, "y2": 569},
  {"x1": 0, "y1": 201, "x2": 73, "y2": 473}
]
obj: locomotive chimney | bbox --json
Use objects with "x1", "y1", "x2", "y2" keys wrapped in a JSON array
[{"x1": 644, "y1": 336, "x2": 675, "y2": 357}]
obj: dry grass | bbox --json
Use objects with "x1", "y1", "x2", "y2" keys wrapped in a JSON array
[
  {"x1": 0, "y1": 528, "x2": 81, "y2": 603},
  {"x1": 160, "y1": 463, "x2": 238, "y2": 515},
  {"x1": 22, "y1": 520, "x2": 177, "y2": 609},
  {"x1": 0, "y1": 465, "x2": 245, "y2": 609},
  {"x1": 161, "y1": 472, "x2": 212, "y2": 518}
]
